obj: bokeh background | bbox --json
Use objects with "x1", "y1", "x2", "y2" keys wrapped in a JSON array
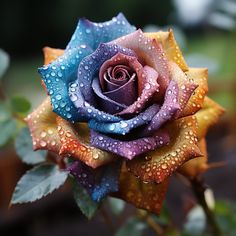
[{"x1": 0, "y1": 0, "x2": 236, "y2": 235}]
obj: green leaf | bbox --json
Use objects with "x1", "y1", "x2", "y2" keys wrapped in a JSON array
[
  {"x1": 0, "y1": 49, "x2": 9, "y2": 79},
  {"x1": 108, "y1": 197, "x2": 125, "y2": 215},
  {"x1": 10, "y1": 96, "x2": 31, "y2": 113},
  {"x1": 115, "y1": 217, "x2": 147, "y2": 236},
  {"x1": 0, "y1": 119, "x2": 17, "y2": 147},
  {"x1": 11, "y1": 164, "x2": 68, "y2": 204},
  {"x1": 73, "y1": 180, "x2": 100, "y2": 219},
  {"x1": 0, "y1": 102, "x2": 11, "y2": 122},
  {"x1": 15, "y1": 127, "x2": 47, "y2": 165}
]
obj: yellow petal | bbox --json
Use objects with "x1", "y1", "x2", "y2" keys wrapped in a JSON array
[
  {"x1": 113, "y1": 165, "x2": 169, "y2": 215},
  {"x1": 179, "y1": 138, "x2": 208, "y2": 178},
  {"x1": 43, "y1": 47, "x2": 64, "y2": 65},
  {"x1": 181, "y1": 68, "x2": 208, "y2": 117},
  {"x1": 56, "y1": 117, "x2": 116, "y2": 169},
  {"x1": 195, "y1": 96, "x2": 225, "y2": 139},
  {"x1": 127, "y1": 116, "x2": 202, "y2": 183},
  {"x1": 145, "y1": 30, "x2": 188, "y2": 71},
  {"x1": 25, "y1": 97, "x2": 62, "y2": 153}
]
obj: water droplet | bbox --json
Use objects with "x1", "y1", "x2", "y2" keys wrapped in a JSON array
[
  {"x1": 40, "y1": 140, "x2": 47, "y2": 147},
  {"x1": 56, "y1": 94, "x2": 62, "y2": 100},
  {"x1": 161, "y1": 163, "x2": 168, "y2": 169},
  {"x1": 120, "y1": 121, "x2": 128, "y2": 128},
  {"x1": 40, "y1": 131, "x2": 47, "y2": 138}
]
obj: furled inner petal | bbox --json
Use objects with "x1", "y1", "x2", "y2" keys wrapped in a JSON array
[
  {"x1": 90, "y1": 129, "x2": 169, "y2": 160},
  {"x1": 111, "y1": 30, "x2": 170, "y2": 100}
]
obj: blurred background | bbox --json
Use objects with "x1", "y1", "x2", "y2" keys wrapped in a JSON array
[{"x1": 0, "y1": 0, "x2": 236, "y2": 235}]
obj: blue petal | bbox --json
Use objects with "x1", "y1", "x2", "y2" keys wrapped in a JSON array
[
  {"x1": 67, "y1": 160, "x2": 121, "y2": 202},
  {"x1": 88, "y1": 104, "x2": 160, "y2": 135},
  {"x1": 66, "y1": 13, "x2": 136, "y2": 50},
  {"x1": 38, "y1": 45, "x2": 93, "y2": 122},
  {"x1": 91, "y1": 160, "x2": 121, "y2": 202}
]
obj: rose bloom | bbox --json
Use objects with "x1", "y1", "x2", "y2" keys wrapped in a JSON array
[{"x1": 26, "y1": 13, "x2": 224, "y2": 214}]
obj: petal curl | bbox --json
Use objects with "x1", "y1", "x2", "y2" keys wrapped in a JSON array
[
  {"x1": 39, "y1": 45, "x2": 93, "y2": 122},
  {"x1": 66, "y1": 13, "x2": 136, "y2": 50},
  {"x1": 90, "y1": 129, "x2": 169, "y2": 160},
  {"x1": 179, "y1": 138, "x2": 209, "y2": 178},
  {"x1": 25, "y1": 97, "x2": 61, "y2": 153},
  {"x1": 169, "y1": 62, "x2": 198, "y2": 118},
  {"x1": 145, "y1": 30, "x2": 188, "y2": 71},
  {"x1": 112, "y1": 29, "x2": 169, "y2": 99},
  {"x1": 127, "y1": 116, "x2": 202, "y2": 183},
  {"x1": 113, "y1": 165, "x2": 169, "y2": 215},
  {"x1": 181, "y1": 68, "x2": 209, "y2": 117},
  {"x1": 194, "y1": 96, "x2": 225, "y2": 139},
  {"x1": 68, "y1": 160, "x2": 121, "y2": 202},
  {"x1": 56, "y1": 117, "x2": 115, "y2": 168}
]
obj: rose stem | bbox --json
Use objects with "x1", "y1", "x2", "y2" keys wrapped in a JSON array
[
  {"x1": 137, "y1": 209, "x2": 164, "y2": 236},
  {"x1": 100, "y1": 206, "x2": 115, "y2": 234},
  {"x1": 190, "y1": 177, "x2": 224, "y2": 236}
]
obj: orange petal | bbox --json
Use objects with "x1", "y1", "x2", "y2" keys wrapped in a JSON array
[
  {"x1": 113, "y1": 165, "x2": 169, "y2": 215},
  {"x1": 145, "y1": 30, "x2": 188, "y2": 71},
  {"x1": 25, "y1": 97, "x2": 62, "y2": 153},
  {"x1": 41, "y1": 47, "x2": 64, "y2": 91},
  {"x1": 179, "y1": 138, "x2": 208, "y2": 178},
  {"x1": 194, "y1": 96, "x2": 225, "y2": 139},
  {"x1": 56, "y1": 117, "x2": 116, "y2": 168},
  {"x1": 43, "y1": 47, "x2": 64, "y2": 65},
  {"x1": 127, "y1": 116, "x2": 202, "y2": 183},
  {"x1": 181, "y1": 68, "x2": 209, "y2": 117}
]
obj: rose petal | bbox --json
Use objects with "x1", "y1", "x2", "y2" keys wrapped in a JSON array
[
  {"x1": 38, "y1": 45, "x2": 93, "y2": 122},
  {"x1": 194, "y1": 96, "x2": 225, "y2": 139},
  {"x1": 112, "y1": 165, "x2": 169, "y2": 215},
  {"x1": 127, "y1": 116, "x2": 202, "y2": 183},
  {"x1": 88, "y1": 104, "x2": 160, "y2": 136},
  {"x1": 141, "y1": 80, "x2": 180, "y2": 136},
  {"x1": 179, "y1": 138, "x2": 209, "y2": 178},
  {"x1": 92, "y1": 77, "x2": 127, "y2": 114},
  {"x1": 56, "y1": 117, "x2": 116, "y2": 168},
  {"x1": 68, "y1": 160, "x2": 122, "y2": 202},
  {"x1": 145, "y1": 30, "x2": 188, "y2": 71},
  {"x1": 25, "y1": 97, "x2": 61, "y2": 153},
  {"x1": 69, "y1": 81, "x2": 123, "y2": 122},
  {"x1": 169, "y1": 62, "x2": 198, "y2": 118},
  {"x1": 90, "y1": 129, "x2": 169, "y2": 160},
  {"x1": 66, "y1": 13, "x2": 136, "y2": 50},
  {"x1": 118, "y1": 66, "x2": 159, "y2": 116},
  {"x1": 112, "y1": 29, "x2": 169, "y2": 99},
  {"x1": 181, "y1": 68, "x2": 209, "y2": 117},
  {"x1": 76, "y1": 43, "x2": 136, "y2": 106},
  {"x1": 43, "y1": 47, "x2": 64, "y2": 65}
]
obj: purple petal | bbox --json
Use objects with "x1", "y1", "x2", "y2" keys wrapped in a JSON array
[
  {"x1": 118, "y1": 66, "x2": 159, "y2": 116},
  {"x1": 141, "y1": 80, "x2": 180, "y2": 136},
  {"x1": 90, "y1": 130, "x2": 170, "y2": 159}
]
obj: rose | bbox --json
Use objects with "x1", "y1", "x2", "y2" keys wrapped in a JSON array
[{"x1": 26, "y1": 13, "x2": 224, "y2": 214}]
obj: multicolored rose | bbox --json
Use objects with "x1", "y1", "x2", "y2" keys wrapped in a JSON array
[{"x1": 26, "y1": 13, "x2": 224, "y2": 214}]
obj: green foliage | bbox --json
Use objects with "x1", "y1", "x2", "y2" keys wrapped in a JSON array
[
  {"x1": 108, "y1": 197, "x2": 125, "y2": 215},
  {"x1": 73, "y1": 180, "x2": 100, "y2": 219},
  {"x1": 0, "y1": 49, "x2": 9, "y2": 79},
  {"x1": 10, "y1": 96, "x2": 31, "y2": 113},
  {"x1": 115, "y1": 217, "x2": 147, "y2": 236},
  {"x1": 11, "y1": 164, "x2": 68, "y2": 204},
  {"x1": 0, "y1": 119, "x2": 17, "y2": 147},
  {"x1": 15, "y1": 127, "x2": 46, "y2": 164},
  {"x1": 215, "y1": 200, "x2": 236, "y2": 236}
]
